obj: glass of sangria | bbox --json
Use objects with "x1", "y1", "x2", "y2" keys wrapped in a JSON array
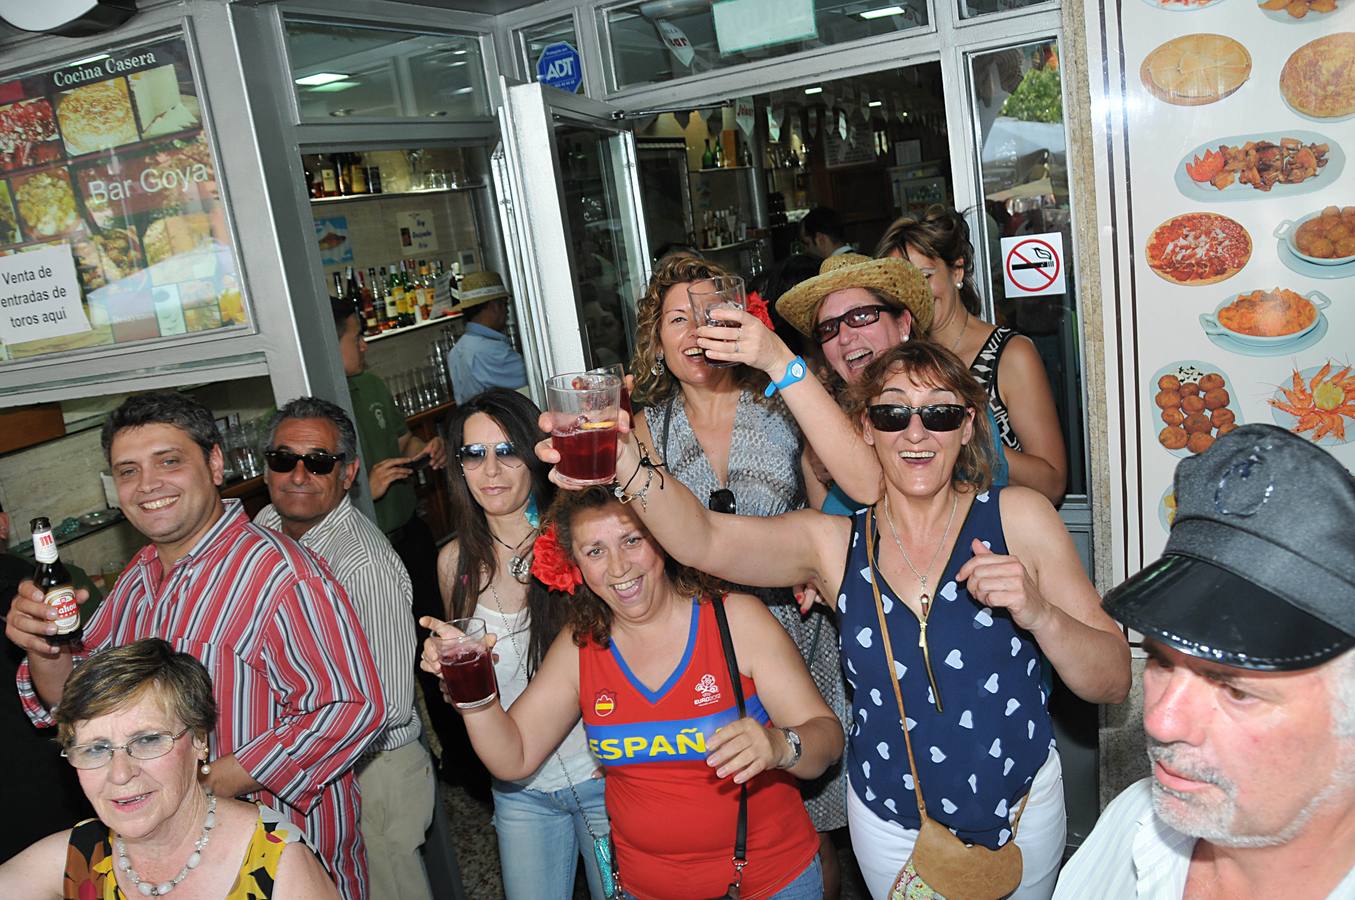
[
  {"x1": 547, "y1": 372, "x2": 622, "y2": 486},
  {"x1": 440, "y1": 617, "x2": 498, "y2": 710},
  {"x1": 688, "y1": 275, "x2": 746, "y2": 368}
]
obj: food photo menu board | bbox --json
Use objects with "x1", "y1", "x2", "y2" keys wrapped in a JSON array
[
  {"x1": 1085, "y1": 1, "x2": 1354, "y2": 577},
  {"x1": 0, "y1": 32, "x2": 245, "y2": 362}
]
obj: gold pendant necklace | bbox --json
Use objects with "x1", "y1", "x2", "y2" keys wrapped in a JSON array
[{"x1": 883, "y1": 492, "x2": 959, "y2": 712}]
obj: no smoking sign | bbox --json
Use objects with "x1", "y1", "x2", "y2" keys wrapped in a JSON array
[{"x1": 1001, "y1": 233, "x2": 1066, "y2": 298}]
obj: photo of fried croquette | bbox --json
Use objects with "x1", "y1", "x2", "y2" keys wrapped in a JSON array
[{"x1": 1151, "y1": 363, "x2": 1240, "y2": 456}]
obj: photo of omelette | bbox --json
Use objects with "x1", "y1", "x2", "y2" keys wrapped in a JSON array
[
  {"x1": 57, "y1": 78, "x2": 141, "y2": 156},
  {"x1": 1281, "y1": 33, "x2": 1355, "y2": 119}
]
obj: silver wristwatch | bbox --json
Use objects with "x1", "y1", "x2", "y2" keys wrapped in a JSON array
[{"x1": 781, "y1": 727, "x2": 802, "y2": 769}]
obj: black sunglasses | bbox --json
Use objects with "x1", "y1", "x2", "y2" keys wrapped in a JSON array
[
  {"x1": 867, "y1": 404, "x2": 968, "y2": 433},
  {"x1": 708, "y1": 488, "x2": 736, "y2": 515},
  {"x1": 264, "y1": 449, "x2": 347, "y2": 475},
  {"x1": 812, "y1": 305, "x2": 889, "y2": 344},
  {"x1": 457, "y1": 441, "x2": 523, "y2": 470}
]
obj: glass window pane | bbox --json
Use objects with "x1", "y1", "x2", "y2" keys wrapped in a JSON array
[
  {"x1": 971, "y1": 40, "x2": 1086, "y2": 496},
  {"x1": 285, "y1": 19, "x2": 489, "y2": 121},
  {"x1": 600, "y1": 0, "x2": 928, "y2": 91},
  {"x1": 518, "y1": 16, "x2": 582, "y2": 90},
  {"x1": 0, "y1": 31, "x2": 248, "y2": 366},
  {"x1": 959, "y1": 0, "x2": 1051, "y2": 19}
]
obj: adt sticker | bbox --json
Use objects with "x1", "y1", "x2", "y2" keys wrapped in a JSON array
[
  {"x1": 536, "y1": 42, "x2": 582, "y2": 94},
  {"x1": 1001, "y1": 233, "x2": 1066, "y2": 298}
]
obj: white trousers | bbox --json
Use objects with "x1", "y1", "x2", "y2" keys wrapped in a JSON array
[
  {"x1": 847, "y1": 747, "x2": 1066, "y2": 900},
  {"x1": 358, "y1": 740, "x2": 437, "y2": 900}
]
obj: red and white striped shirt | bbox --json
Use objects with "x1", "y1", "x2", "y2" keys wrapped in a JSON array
[{"x1": 16, "y1": 501, "x2": 384, "y2": 900}]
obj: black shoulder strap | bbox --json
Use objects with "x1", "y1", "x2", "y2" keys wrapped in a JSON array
[{"x1": 710, "y1": 595, "x2": 748, "y2": 876}]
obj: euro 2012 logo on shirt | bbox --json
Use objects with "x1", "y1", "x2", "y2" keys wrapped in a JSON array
[
  {"x1": 594, "y1": 690, "x2": 616, "y2": 718},
  {"x1": 693, "y1": 673, "x2": 722, "y2": 707}
]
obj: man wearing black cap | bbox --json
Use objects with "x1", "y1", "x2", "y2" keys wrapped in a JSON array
[{"x1": 1054, "y1": 424, "x2": 1355, "y2": 899}]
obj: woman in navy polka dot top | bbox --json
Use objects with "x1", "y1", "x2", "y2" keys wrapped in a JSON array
[{"x1": 580, "y1": 340, "x2": 1130, "y2": 899}]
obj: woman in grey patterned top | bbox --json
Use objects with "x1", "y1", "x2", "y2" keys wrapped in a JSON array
[{"x1": 630, "y1": 255, "x2": 850, "y2": 896}]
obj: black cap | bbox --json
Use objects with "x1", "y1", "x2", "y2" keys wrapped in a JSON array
[{"x1": 1104, "y1": 424, "x2": 1355, "y2": 671}]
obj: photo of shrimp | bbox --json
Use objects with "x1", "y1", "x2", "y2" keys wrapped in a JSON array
[
  {"x1": 1269, "y1": 362, "x2": 1355, "y2": 444},
  {"x1": 1150, "y1": 361, "x2": 1241, "y2": 456}
]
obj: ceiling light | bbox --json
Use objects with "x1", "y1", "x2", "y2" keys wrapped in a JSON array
[
  {"x1": 328, "y1": 108, "x2": 356, "y2": 117},
  {"x1": 868, "y1": 100, "x2": 883, "y2": 107},
  {"x1": 804, "y1": 86, "x2": 823, "y2": 95},
  {"x1": 859, "y1": 5, "x2": 905, "y2": 18},
  {"x1": 309, "y1": 81, "x2": 360, "y2": 93},
  {"x1": 295, "y1": 72, "x2": 350, "y2": 86},
  {"x1": 453, "y1": 87, "x2": 475, "y2": 94}
]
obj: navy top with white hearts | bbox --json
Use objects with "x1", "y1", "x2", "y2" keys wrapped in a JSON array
[{"x1": 838, "y1": 487, "x2": 1054, "y2": 849}]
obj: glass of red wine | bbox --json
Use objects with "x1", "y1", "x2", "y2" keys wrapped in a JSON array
[
  {"x1": 547, "y1": 372, "x2": 622, "y2": 486},
  {"x1": 440, "y1": 617, "x2": 498, "y2": 710},
  {"x1": 688, "y1": 275, "x2": 747, "y2": 368}
]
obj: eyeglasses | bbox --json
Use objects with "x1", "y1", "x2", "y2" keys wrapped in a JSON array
[
  {"x1": 457, "y1": 442, "x2": 523, "y2": 470},
  {"x1": 812, "y1": 306, "x2": 888, "y2": 344},
  {"x1": 62, "y1": 726, "x2": 191, "y2": 770},
  {"x1": 708, "y1": 488, "x2": 736, "y2": 515},
  {"x1": 867, "y1": 404, "x2": 968, "y2": 433},
  {"x1": 264, "y1": 449, "x2": 347, "y2": 475}
]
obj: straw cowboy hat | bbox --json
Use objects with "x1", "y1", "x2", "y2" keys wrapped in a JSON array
[
  {"x1": 775, "y1": 253, "x2": 933, "y2": 337},
  {"x1": 452, "y1": 270, "x2": 511, "y2": 312}
]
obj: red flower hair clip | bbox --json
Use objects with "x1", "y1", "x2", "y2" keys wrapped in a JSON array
[
  {"x1": 530, "y1": 523, "x2": 583, "y2": 595},
  {"x1": 746, "y1": 291, "x2": 775, "y2": 331}
]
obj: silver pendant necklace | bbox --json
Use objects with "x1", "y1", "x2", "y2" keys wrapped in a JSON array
[
  {"x1": 491, "y1": 528, "x2": 537, "y2": 583},
  {"x1": 115, "y1": 789, "x2": 217, "y2": 896}
]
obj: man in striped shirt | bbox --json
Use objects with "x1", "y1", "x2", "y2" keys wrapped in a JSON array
[
  {"x1": 255, "y1": 396, "x2": 435, "y2": 900},
  {"x1": 5, "y1": 391, "x2": 384, "y2": 900}
]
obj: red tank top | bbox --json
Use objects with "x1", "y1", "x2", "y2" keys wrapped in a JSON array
[{"x1": 579, "y1": 599, "x2": 818, "y2": 899}]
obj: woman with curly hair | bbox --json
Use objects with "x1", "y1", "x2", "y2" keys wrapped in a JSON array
[
  {"x1": 631, "y1": 254, "x2": 864, "y2": 891},
  {"x1": 546, "y1": 341, "x2": 1129, "y2": 900},
  {"x1": 421, "y1": 488, "x2": 843, "y2": 899},
  {"x1": 435, "y1": 389, "x2": 610, "y2": 900},
  {"x1": 876, "y1": 207, "x2": 1066, "y2": 504}
]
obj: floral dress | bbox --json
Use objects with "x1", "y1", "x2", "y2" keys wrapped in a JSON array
[{"x1": 63, "y1": 805, "x2": 307, "y2": 899}]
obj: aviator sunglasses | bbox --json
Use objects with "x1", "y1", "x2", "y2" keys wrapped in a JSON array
[
  {"x1": 457, "y1": 441, "x2": 523, "y2": 470},
  {"x1": 708, "y1": 488, "x2": 736, "y2": 515},
  {"x1": 867, "y1": 403, "x2": 968, "y2": 433},
  {"x1": 812, "y1": 305, "x2": 889, "y2": 344},
  {"x1": 264, "y1": 449, "x2": 347, "y2": 475}
]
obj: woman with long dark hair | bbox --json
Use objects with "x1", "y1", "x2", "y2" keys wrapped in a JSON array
[{"x1": 436, "y1": 389, "x2": 610, "y2": 900}]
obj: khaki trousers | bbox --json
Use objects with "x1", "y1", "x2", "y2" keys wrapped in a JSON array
[{"x1": 358, "y1": 740, "x2": 437, "y2": 900}]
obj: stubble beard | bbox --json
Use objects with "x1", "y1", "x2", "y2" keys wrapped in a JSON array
[{"x1": 1148, "y1": 739, "x2": 1355, "y2": 849}]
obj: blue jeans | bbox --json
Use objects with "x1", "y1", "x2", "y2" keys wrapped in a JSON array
[
  {"x1": 620, "y1": 853, "x2": 822, "y2": 900},
  {"x1": 492, "y1": 776, "x2": 611, "y2": 900}
]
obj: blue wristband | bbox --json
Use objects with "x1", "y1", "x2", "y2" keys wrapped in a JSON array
[{"x1": 764, "y1": 356, "x2": 809, "y2": 398}]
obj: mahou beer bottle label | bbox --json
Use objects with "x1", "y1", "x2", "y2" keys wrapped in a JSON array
[{"x1": 45, "y1": 586, "x2": 80, "y2": 633}]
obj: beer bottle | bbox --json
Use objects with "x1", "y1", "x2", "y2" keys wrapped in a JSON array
[{"x1": 30, "y1": 518, "x2": 81, "y2": 644}]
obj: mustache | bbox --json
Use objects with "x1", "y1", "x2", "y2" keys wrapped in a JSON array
[{"x1": 1146, "y1": 738, "x2": 1228, "y2": 788}]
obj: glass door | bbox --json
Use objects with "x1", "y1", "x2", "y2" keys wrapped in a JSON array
[{"x1": 492, "y1": 79, "x2": 650, "y2": 396}]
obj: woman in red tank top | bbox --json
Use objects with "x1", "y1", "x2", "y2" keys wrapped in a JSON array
[{"x1": 421, "y1": 488, "x2": 843, "y2": 900}]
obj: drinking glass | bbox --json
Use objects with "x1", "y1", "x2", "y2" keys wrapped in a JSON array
[
  {"x1": 547, "y1": 372, "x2": 622, "y2": 486},
  {"x1": 688, "y1": 275, "x2": 746, "y2": 368},
  {"x1": 439, "y1": 618, "x2": 498, "y2": 710}
]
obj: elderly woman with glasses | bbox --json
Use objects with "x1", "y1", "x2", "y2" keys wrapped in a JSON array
[
  {"x1": 435, "y1": 389, "x2": 611, "y2": 900},
  {"x1": 557, "y1": 341, "x2": 1129, "y2": 900},
  {"x1": 630, "y1": 254, "x2": 856, "y2": 891},
  {"x1": 0, "y1": 638, "x2": 337, "y2": 899}
]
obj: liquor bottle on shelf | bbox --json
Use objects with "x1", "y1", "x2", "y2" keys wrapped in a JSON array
[
  {"x1": 332, "y1": 271, "x2": 345, "y2": 300},
  {"x1": 713, "y1": 139, "x2": 723, "y2": 169},
  {"x1": 702, "y1": 139, "x2": 715, "y2": 170},
  {"x1": 345, "y1": 266, "x2": 361, "y2": 304},
  {"x1": 367, "y1": 165, "x2": 383, "y2": 194},
  {"x1": 414, "y1": 261, "x2": 431, "y2": 322},
  {"x1": 385, "y1": 265, "x2": 402, "y2": 325},
  {"x1": 320, "y1": 161, "x2": 338, "y2": 197},
  {"x1": 356, "y1": 270, "x2": 378, "y2": 333},
  {"x1": 349, "y1": 156, "x2": 368, "y2": 194}
]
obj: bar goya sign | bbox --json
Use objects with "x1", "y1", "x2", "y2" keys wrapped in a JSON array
[{"x1": 0, "y1": 33, "x2": 244, "y2": 364}]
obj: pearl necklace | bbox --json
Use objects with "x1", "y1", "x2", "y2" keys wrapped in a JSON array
[{"x1": 115, "y1": 789, "x2": 217, "y2": 896}]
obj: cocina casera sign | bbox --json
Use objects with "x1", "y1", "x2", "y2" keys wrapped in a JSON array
[{"x1": 1, "y1": 0, "x2": 136, "y2": 38}]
